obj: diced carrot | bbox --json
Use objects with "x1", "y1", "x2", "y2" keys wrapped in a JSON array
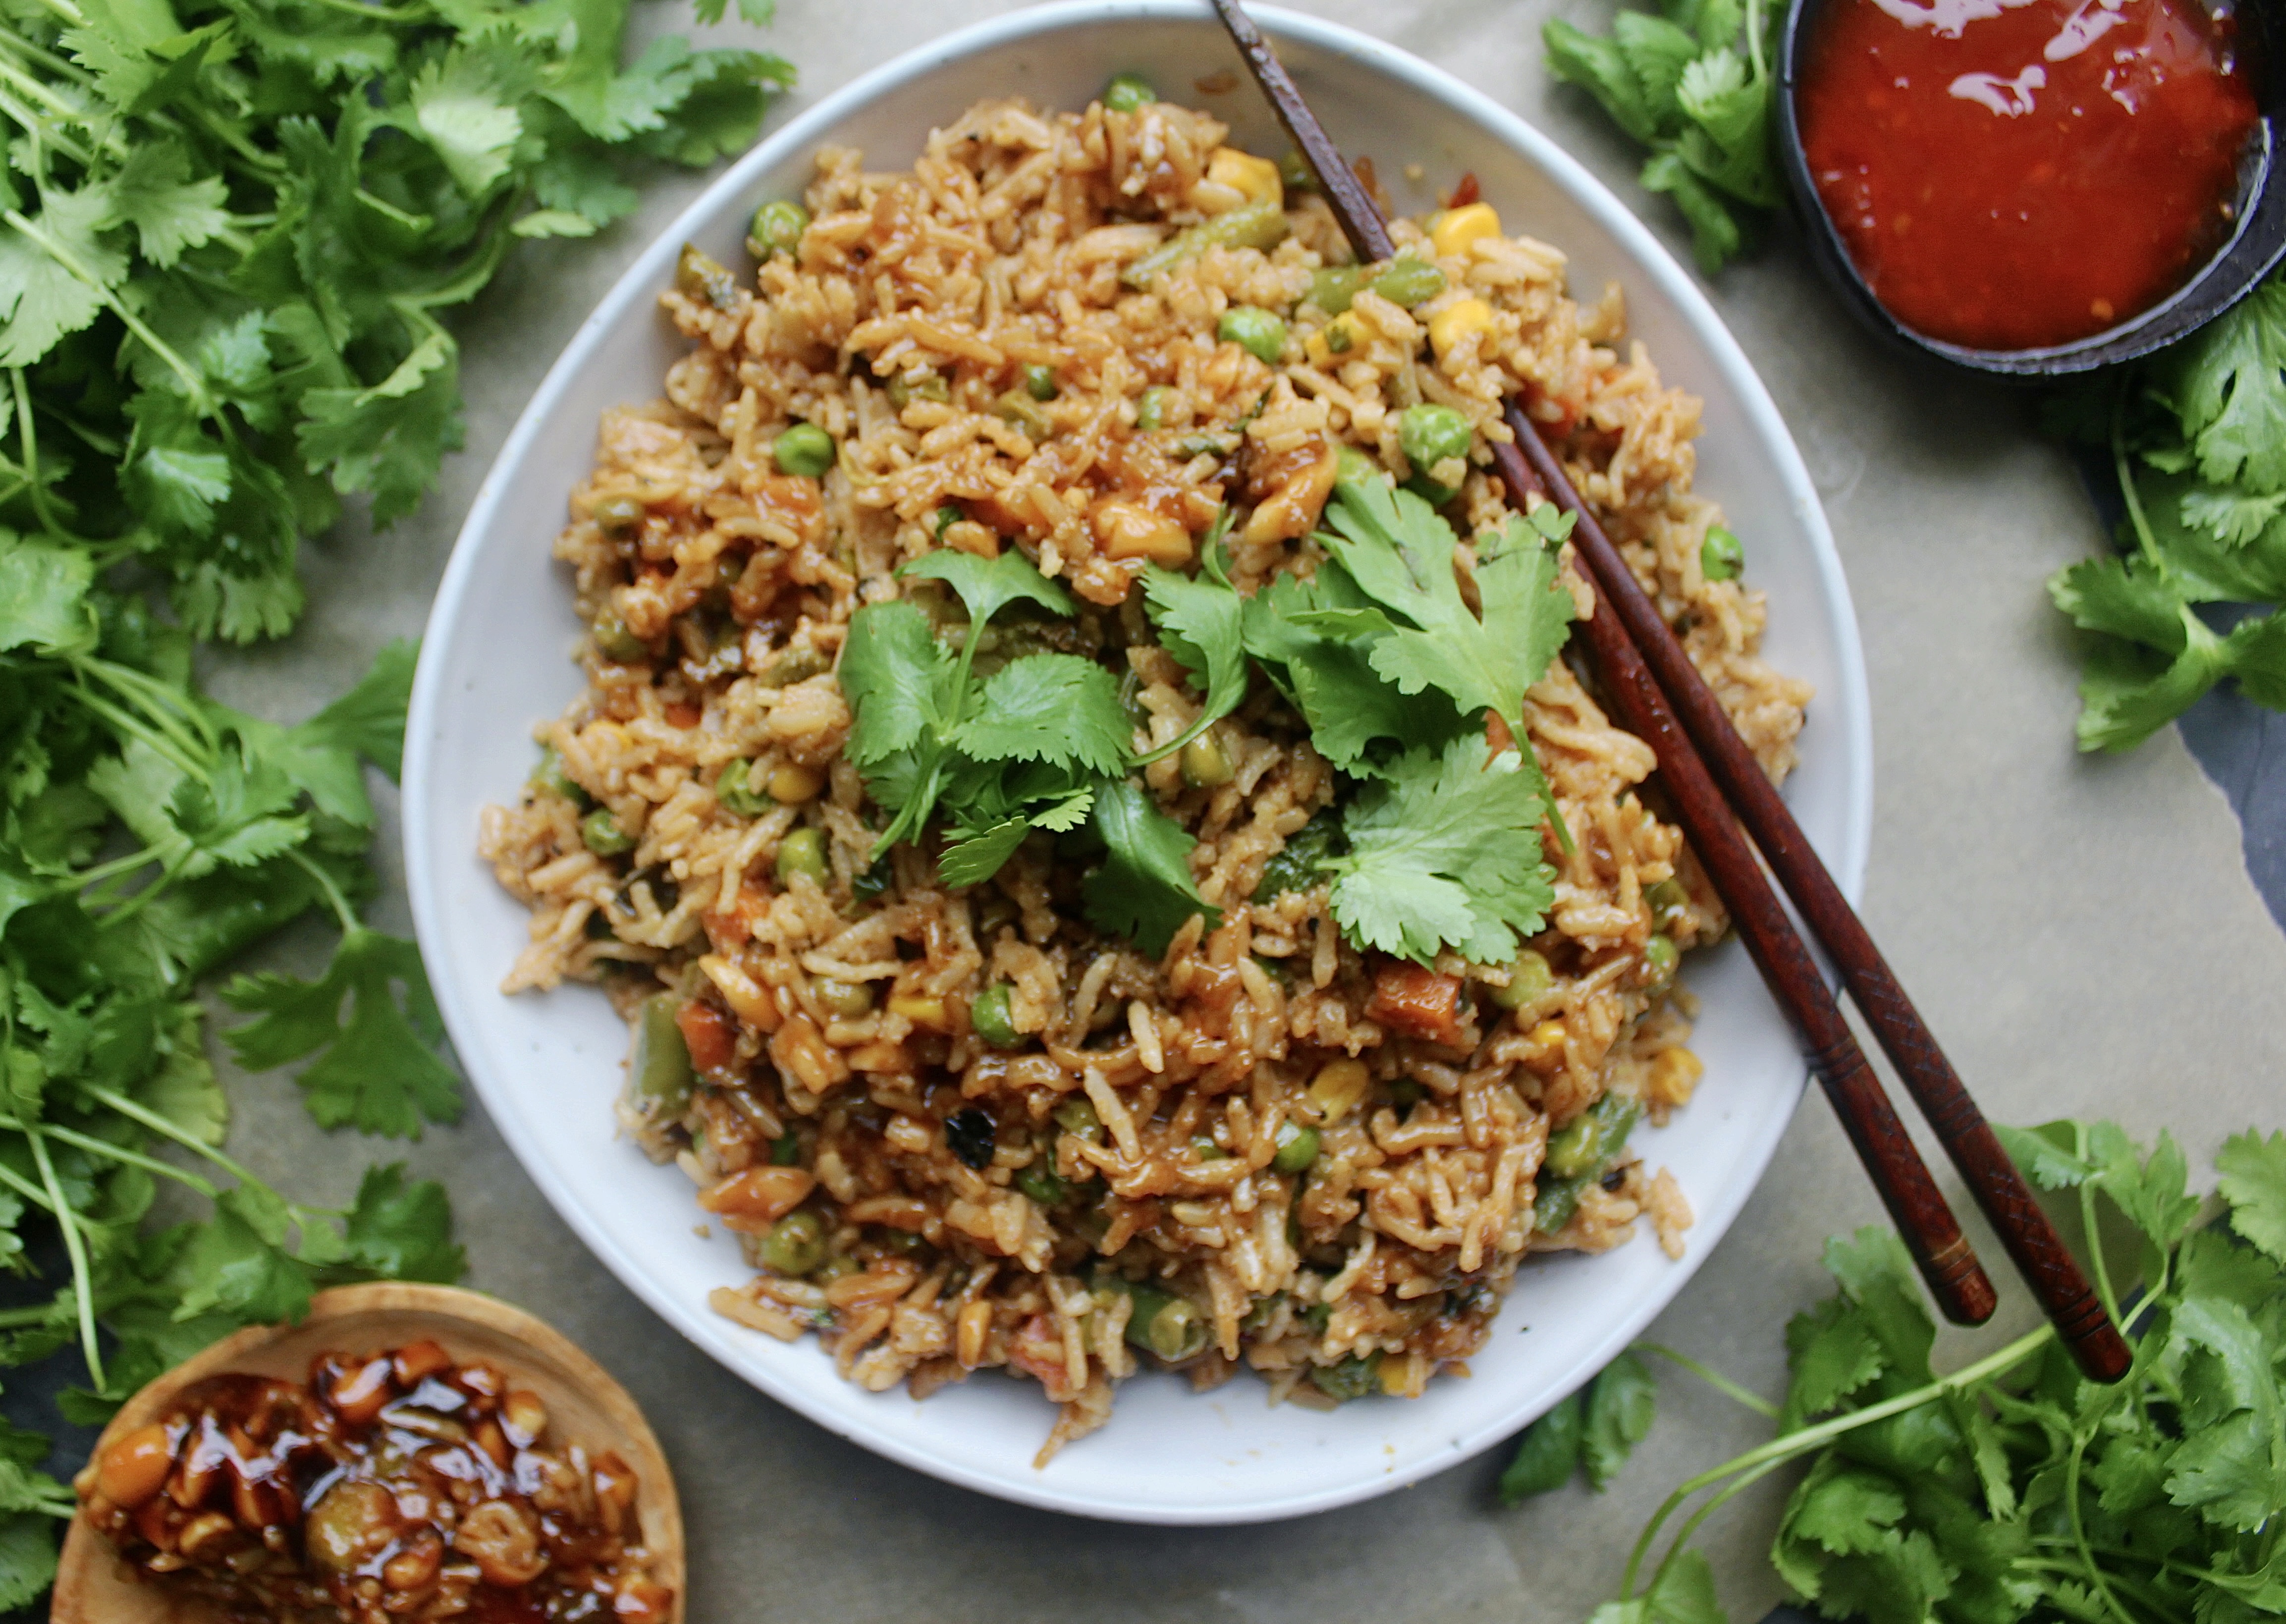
[
  {"x1": 665, "y1": 700, "x2": 703, "y2": 729},
  {"x1": 1366, "y1": 961, "x2": 1465, "y2": 1045},
  {"x1": 675, "y1": 999, "x2": 737, "y2": 1075},
  {"x1": 696, "y1": 1167, "x2": 815, "y2": 1232},
  {"x1": 1446, "y1": 171, "x2": 1481, "y2": 209}
]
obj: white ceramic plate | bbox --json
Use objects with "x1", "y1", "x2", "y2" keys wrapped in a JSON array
[{"x1": 404, "y1": 0, "x2": 1870, "y2": 1525}]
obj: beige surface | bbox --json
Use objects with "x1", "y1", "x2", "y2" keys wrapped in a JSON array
[{"x1": 197, "y1": 2, "x2": 2286, "y2": 1620}]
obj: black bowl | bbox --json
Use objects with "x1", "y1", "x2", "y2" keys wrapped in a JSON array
[{"x1": 1775, "y1": 0, "x2": 2286, "y2": 377}]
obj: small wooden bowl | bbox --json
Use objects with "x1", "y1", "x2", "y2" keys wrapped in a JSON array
[{"x1": 52, "y1": 1283, "x2": 684, "y2": 1624}]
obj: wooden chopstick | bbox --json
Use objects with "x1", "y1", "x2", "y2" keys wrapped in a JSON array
[{"x1": 1206, "y1": 0, "x2": 2141, "y2": 1367}]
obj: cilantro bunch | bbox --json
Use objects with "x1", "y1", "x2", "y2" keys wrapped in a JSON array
[
  {"x1": 1542, "y1": 0, "x2": 1778, "y2": 275},
  {"x1": 1503, "y1": 1119, "x2": 2286, "y2": 1624},
  {"x1": 2046, "y1": 279, "x2": 2286, "y2": 751},
  {"x1": 839, "y1": 462, "x2": 1579, "y2": 966}
]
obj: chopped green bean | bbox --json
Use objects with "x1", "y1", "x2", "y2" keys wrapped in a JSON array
[
  {"x1": 1646, "y1": 877, "x2": 1689, "y2": 931},
  {"x1": 1219, "y1": 305, "x2": 1288, "y2": 365},
  {"x1": 632, "y1": 994, "x2": 693, "y2": 1108},
  {"x1": 1369, "y1": 256, "x2": 1446, "y2": 308},
  {"x1": 1308, "y1": 266, "x2": 1364, "y2": 314},
  {"x1": 1642, "y1": 932, "x2": 1679, "y2": 992},
  {"x1": 1120, "y1": 200, "x2": 1290, "y2": 290},
  {"x1": 675, "y1": 243, "x2": 739, "y2": 310},
  {"x1": 529, "y1": 746, "x2": 587, "y2": 806},
  {"x1": 1542, "y1": 1090, "x2": 1641, "y2": 1181},
  {"x1": 770, "y1": 1133, "x2": 802, "y2": 1166},
  {"x1": 1310, "y1": 1353, "x2": 1381, "y2": 1402},
  {"x1": 993, "y1": 389, "x2": 1051, "y2": 441},
  {"x1": 592, "y1": 493, "x2": 646, "y2": 536},
  {"x1": 1701, "y1": 524, "x2": 1744, "y2": 581},
  {"x1": 1053, "y1": 1096, "x2": 1101, "y2": 1136},
  {"x1": 970, "y1": 983, "x2": 1022, "y2": 1048},
  {"x1": 1102, "y1": 71, "x2": 1156, "y2": 113},
  {"x1": 1399, "y1": 403, "x2": 1474, "y2": 473},
  {"x1": 1016, "y1": 1161, "x2": 1067, "y2": 1205},
  {"x1": 1135, "y1": 385, "x2": 1173, "y2": 432},
  {"x1": 1489, "y1": 948, "x2": 1553, "y2": 1011},
  {"x1": 1181, "y1": 728, "x2": 1235, "y2": 789},
  {"x1": 1278, "y1": 150, "x2": 1317, "y2": 192},
  {"x1": 776, "y1": 826, "x2": 828, "y2": 887},
  {"x1": 1272, "y1": 1119, "x2": 1321, "y2": 1174},
  {"x1": 591, "y1": 611, "x2": 648, "y2": 664},
  {"x1": 714, "y1": 758, "x2": 770, "y2": 817},
  {"x1": 817, "y1": 978, "x2": 874, "y2": 1019}
]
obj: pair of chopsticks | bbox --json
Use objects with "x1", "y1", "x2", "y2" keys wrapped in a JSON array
[{"x1": 1208, "y1": 0, "x2": 2130, "y2": 1381}]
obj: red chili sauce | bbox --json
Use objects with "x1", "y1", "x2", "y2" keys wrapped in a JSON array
[{"x1": 1796, "y1": 0, "x2": 2261, "y2": 351}]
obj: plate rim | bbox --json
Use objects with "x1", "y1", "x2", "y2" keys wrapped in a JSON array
[{"x1": 404, "y1": 0, "x2": 1872, "y2": 1526}]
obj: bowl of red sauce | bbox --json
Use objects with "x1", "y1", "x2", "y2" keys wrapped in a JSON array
[{"x1": 1778, "y1": 0, "x2": 2285, "y2": 375}]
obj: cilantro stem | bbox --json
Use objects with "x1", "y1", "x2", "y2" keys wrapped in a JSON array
[
  {"x1": 9, "y1": 368, "x2": 70, "y2": 542},
  {"x1": 28, "y1": 0, "x2": 86, "y2": 27},
  {"x1": 1744, "y1": 0, "x2": 1768, "y2": 83},
  {"x1": 0, "y1": 1155, "x2": 66, "y2": 1221},
  {"x1": 1642, "y1": 1452, "x2": 1792, "y2": 1598},
  {"x1": 1633, "y1": 1341, "x2": 1781, "y2": 1419},
  {"x1": 289, "y1": 849, "x2": 363, "y2": 935},
  {"x1": 1618, "y1": 1326, "x2": 2054, "y2": 1598},
  {"x1": 2112, "y1": 378, "x2": 2167, "y2": 575},
  {"x1": 0, "y1": 79, "x2": 93, "y2": 169},
  {"x1": 0, "y1": 1117, "x2": 221, "y2": 1198},
  {"x1": 81, "y1": 1083, "x2": 271, "y2": 1195},
  {"x1": 3, "y1": 210, "x2": 216, "y2": 413},
  {"x1": 0, "y1": 1304, "x2": 61, "y2": 1329},
  {"x1": 23, "y1": 1126, "x2": 104, "y2": 1391}
]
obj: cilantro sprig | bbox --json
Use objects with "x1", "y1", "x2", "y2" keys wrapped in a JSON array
[
  {"x1": 1542, "y1": 0, "x2": 1778, "y2": 275},
  {"x1": 2045, "y1": 277, "x2": 2286, "y2": 751},
  {"x1": 1502, "y1": 1119, "x2": 2286, "y2": 1624},
  {"x1": 835, "y1": 460, "x2": 1576, "y2": 966}
]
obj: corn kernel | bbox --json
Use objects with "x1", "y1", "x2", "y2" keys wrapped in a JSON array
[
  {"x1": 1304, "y1": 312, "x2": 1365, "y2": 368},
  {"x1": 767, "y1": 762, "x2": 824, "y2": 804},
  {"x1": 1526, "y1": 1019, "x2": 1569, "y2": 1067},
  {"x1": 1206, "y1": 147, "x2": 1284, "y2": 209},
  {"x1": 1649, "y1": 1046, "x2": 1704, "y2": 1107},
  {"x1": 1305, "y1": 1058, "x2": 1371, "y2": 1124},
  {"x1": 1428, "y1": 298, "x2": 1495, "y2": 363},
  {"x1": 1430, "y1": 202, "x2": 1502, "y2": 258},
  {"x1": 1379, "y1": 1351, "x2": 1425, "y2": 1396},
  {"x1": 888, "y1": 992, "x2": 949, "y2": 1031},
  {"x1": 1092, "y1": 497, "x2": 1193, "y2": 565}
]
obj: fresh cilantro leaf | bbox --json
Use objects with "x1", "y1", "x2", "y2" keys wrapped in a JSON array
[
  {"x1": 406, "y1": 46, "x2": 526, "y2": 194},
  {"x1": 1080, "y1": 779, "x2": 1218, "y2": 956},
  {"x1": 0, "y1": 539, "x2": 97, "y2": 657},
  {"x1": 1545, "y1": 19, "x2": 1661, "y2": 143},
  {"x1": 2163, "y1": 1411, "x2": 2273, "y2": 1532},
  {"x1": 1819, "y1": 1227, "x2": 1936, "y2": 1385},
  {"x1": 692, "y1": 0, "x2": 776, "y2": 24},
  {"x1": 1324, "y1": 733, "x2": 1557, "y2": 965},
  {"x1": 2163, "y1": 277, "x2": 2286, "y2": 493},
  {"x1": 219, "y1": 927, "x2": 463, "y2": 1137},
  {"x1": 1316, "y1": 479, "x2": 1575, "y2": 733},
  {"x1": 1675, "y1": 50, "x2": 1780, "y2": 206},
  {"x1": 937, "y1": 818, "x2": 1033, "y2": 890},
  {"x1": 169, "y1": 1186, "x2": 312, "y2": 1324},
  {"x1": 1135, "y1": 558, "x2": 1249, "y2": 764},
  {"x1": 108, "y1": 138, "x2": 229, "y2": 267},
  {"x1": 841, "y1": 599, "x2": 954, "y2": 771},
  {"x1": 2215, "y1": 1128, "x2": 2286, "y2": 1263},
  {"x1": 1784, "y1": 1294, "x2": 1887, "y2": 1421},
  {"x1": 956, "y1": 654, "x2": 1130, "y2": 776},
  {"x1": 0, "y1": 1513, "x2": 60, "y2": 1611},
  {"x1": 1582, "y1": 1351, "x2": 1658, "y2": 1490},
  {"x1": 335, "y1": 1163, "x2": 464, "y2": 1283},
  {"x1": 1642, "y1": 1549, "x2": 1726, "y2": 1624},
  {"x1": 1641, "y1": 152, "x2": 1746, "y2": 277},
  {"x1": 1500, "y1": 1391, "x2": 1584, "y2": 1503},
  {"x1": 904, "y1": 546, "x2": 1076, "y2": 628},
  {"x1": 2180, "y1": 482, "x2": 2286, "y2": 547}
]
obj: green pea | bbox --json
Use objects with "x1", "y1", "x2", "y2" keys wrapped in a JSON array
[
  {"x1": 749, "y1": 199, "x2": 810, "y2": 259},
  {"x1": 1180, "y1": 728, "x2": 1234, "y2": 789},
  {"x1": 1023, "y1": 363, "x2": 1058, "y2": 401},
  {"x1": 1309, "y1": 1353, "x2": 1381, "y2": 1402},
  {"x1": 1241, "y1": 1292, "x2": 1285, "y2": 1333},
  {"x1": 812, "y1": 1253, "x2": 859, "y2": 1285},
  {"x1": 592, "y1": 611, "x2": 649, "y2": 664},
  {"x1": 1646, "y1": 877, "x2": 1689, "y2": 931},
  {"x1": 932, "y1": 503, "x2": 964, "y2": 540},
  {"x1": 773, "y1": 423, "x2": 835, "y2": 479},
  {"x1": 581, "y1": 807, "x2": 633, "y2": 856},
  {"x1": 1369, "y1": 256, "x2": 1447, "y2": 308},
  {"x1": 1219, "y1": 305, "x2": 1288, "y2": 365},
  {"x1": 1053, "y1": 1096, "x2": 1101, "y2": 1136},
  {"x1": 1399, "y1": 403, "x2": 1474, "y2": 474},
  {"x1": 1191, "y1": 1135, "x2": 1229, "y2": 1162},
  {"x1": 769, "y1": 1133, "x2": 802, "y2": 1166},
  {"x1": 632, "y1": 994, "x2": 693, "y2": 1108},
  {"x1": 970, "y1": 982, "x2": 1021, "y2": 1048},
  {"x1": 714, "y1": 758, "x2": 770, "y2": 817},
  {"x1": 1489, "y1": 948, "x2": 1553, "y2": 1011},
  {"x1": 1642, "y1": 932, "x2": 1679, "y2": 991},
  {"x1": 1272, "y1": 1119, "x2": 1321, "y2": 1174},
  {"x1": 592, "y1": 493, "x2": 646, "y2": 536},
  {"x1": 1102, "y1": 71, "x2": 1156, "y2": 113},
  {"x1": 776, "y1": 825, "x2": 828, "y2": 887},
  {"x1": 1308, "y1": 266, "x2": 1364, "y2": 314},
  {"x1": 761, "y1": 1209, "x2": 827, "y2": 1275},
  {"x1": 1016, "y1": 1161, "x2": 1068, "y2": 1205},
  {"x1": 817, "y1": 978, "x2": 874, "y2": 1019},
  {"x1": 1333, "y1": 444, "x2": 1382, "y2": 491},
  {"x1": 1278, "y1": 150, "x2": 1317, "y2": 192},
  {"x1": 1134, "y1": 385, "x2": 1173, "y2": 432},
  {"x1": 1101, "y1": 1278, "x2": 1209, "y2": 1362},
  {"x1": 1701, "y1": 524, "x2": 1744, "y2": 582},
  {"x1": 675, "y1": 243, "x2": 739, "y2": 311}
]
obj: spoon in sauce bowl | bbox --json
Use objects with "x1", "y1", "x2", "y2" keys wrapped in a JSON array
[
  {"x1": 1778, "y1": 0, "x2": 2286, "y2": 373},
  {"x1": 51, "y1": 1283, "x2": 684, "y2": 1624}
]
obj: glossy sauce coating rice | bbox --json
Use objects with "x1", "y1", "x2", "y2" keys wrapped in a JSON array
[{"x1": 478, "y1": 93, "x2": 1810, "y2": 1459}]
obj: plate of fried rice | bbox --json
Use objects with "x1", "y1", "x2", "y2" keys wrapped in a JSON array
[{"x1": 404, "y1": 1, "x2": 1871, "y2": 1523}]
